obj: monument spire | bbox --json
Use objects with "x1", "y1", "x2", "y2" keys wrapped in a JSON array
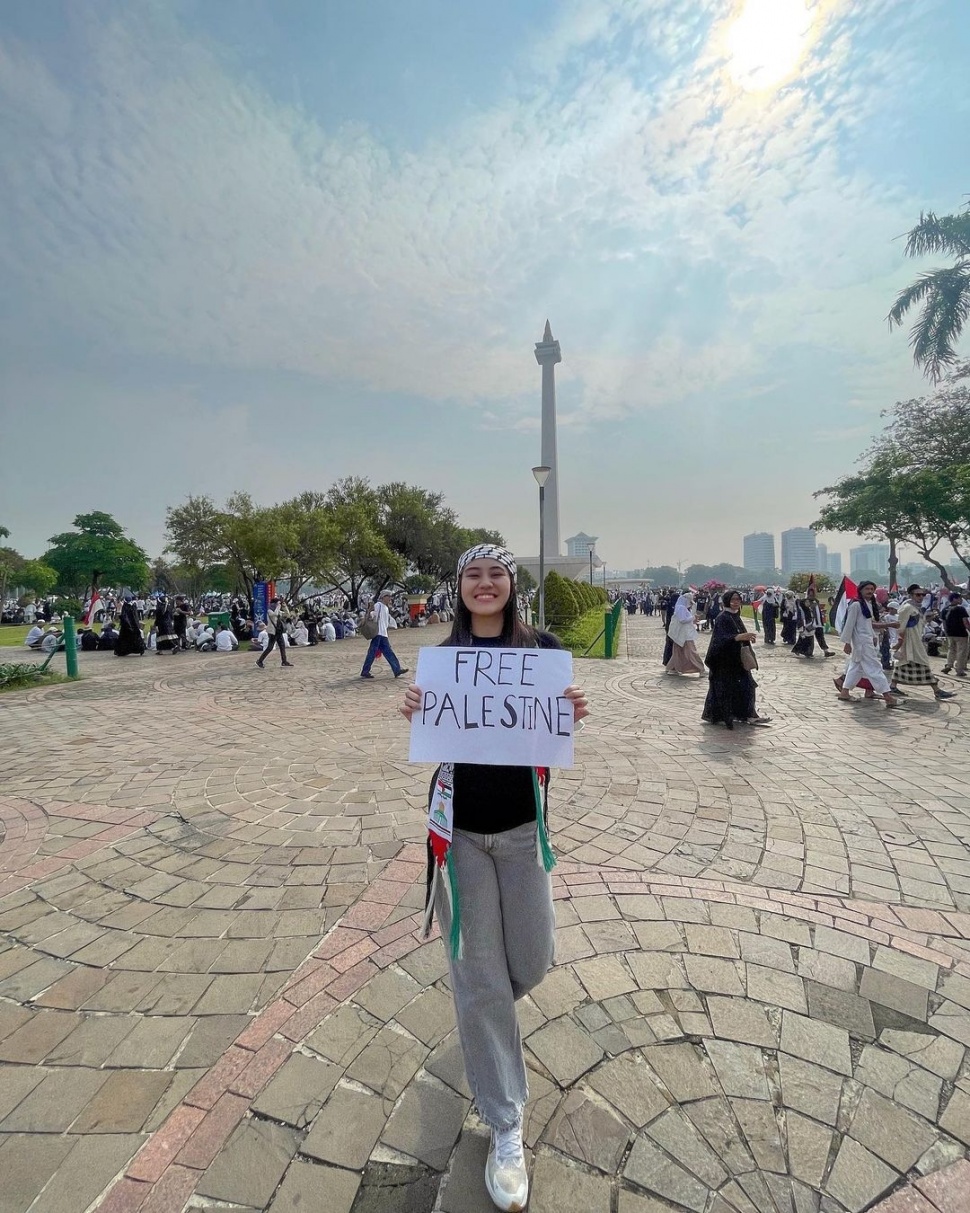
[{"x1": 534, "y1": 320, "x2": 562, "y2": 558}]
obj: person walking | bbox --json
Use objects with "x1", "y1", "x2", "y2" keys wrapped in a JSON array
[
  {"x1": 942, "y1": 591, "x2": 970, "y2": 677},
  {"x1": 891, "y1": 585, "x2": 955, "y2": 701},
  {"x1": 360, "y1": 591, "x2": 408, "y2": 680},
  {"x1": 702, "y1": 589, "x2": 770, "y2": 729},
  {"x1": 835, "y1": 581, "x2": 900, "y2": 708},
  {"x1": 256, "y1": 597, "x2": 293, "y2": 668},
  {"x1": 760, "y1": 588, "x2": 778, "y2": 644},
  {"x1": 400, "y1": 544, "x2": 588, "y2": 1213}
]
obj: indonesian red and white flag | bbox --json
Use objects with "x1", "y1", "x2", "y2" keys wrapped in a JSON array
[{"x1": 82, "y1": 590, "x2": 102, "y2": 625}]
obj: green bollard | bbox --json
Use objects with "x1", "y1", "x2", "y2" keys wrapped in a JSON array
[
  {"x1": 604, "y1": 608, "x2": 614, "y2": 659},
  {"x1": 63, "y1": 616, "x2": 79, "y2": 679}
]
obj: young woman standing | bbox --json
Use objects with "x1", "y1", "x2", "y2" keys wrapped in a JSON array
[
  {"x1": 401, "y1": 544, "x2": 588, "y2": 1213},
  {"x1": 836, "y1": 580, "x2": 900, "y2": 707}
]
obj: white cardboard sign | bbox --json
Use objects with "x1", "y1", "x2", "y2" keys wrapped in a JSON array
[{"x1": 408, "y1": 646, "x2": 575, "y2": 768}]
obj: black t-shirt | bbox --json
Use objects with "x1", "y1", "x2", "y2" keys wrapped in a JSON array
[
  {"x1": 450, "y1": 630, "x2": 563, "y2": 834},
  {"x1": 945, "y1": 604, "x2": 969, "y2": 637}
]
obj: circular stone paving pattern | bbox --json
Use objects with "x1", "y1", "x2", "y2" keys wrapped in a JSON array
[{"x1": 178, "y1": 885, "x2": 970, "y2": 1213}]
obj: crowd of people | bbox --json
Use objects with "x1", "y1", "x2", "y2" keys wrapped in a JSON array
[{"x1": 656, "y1": 581, "x2": 970, "y2": 728}]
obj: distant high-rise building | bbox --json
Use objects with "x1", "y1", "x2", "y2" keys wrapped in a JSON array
[
  {"x1": 816, "y1": 542, "x2": 828, "y2": 568},
  {"x1": 743, "y1": 532, "x2": 775, "y2": 571},
  {"x1": 827, "y1": 552, "x2": 843, "y2": 577},
  {"x1": 850, "y1": 543, "x2": 890, "y2": 575},
  {"x1": 781, "y1": 528, "x2": 818, "y2": 574},
  {"x1": 565, "y1": 532, "x2": 597, "y2": 558}
]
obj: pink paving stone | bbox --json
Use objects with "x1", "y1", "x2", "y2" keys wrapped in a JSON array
[
  {"x1": 895, "y1": 907, "x2": 954, "y2": 935},
  {"x1": 563, "y1": 872, "x2": 606, "y2": 885},
  {"x1": 915, "y1": 1160, "x2": 970, "y2": 1213},
  {"x1": 229, "y1": 1037, "x2": 292, "y2": 1099},
  {"x1": 567, "y1": 884, "x2": 609, "y2": 898},
  {"x1": 283, "y1": 963, "x2": 341, "y2": 1006},
  {"x1": 340, "y1": 900, "x2": 392, "y2": 930},
  {"x1": 313, "y1": 926, "x2": 368, "y2": 960},
  {"x1": 92, "y1": 1176, "x2": 150, "y2": 1213},
  {"x1": 372, "y1": 936, "x2": 421, "y2": 968},
  {"x1": 328, "y1": 938, "x2": 380, "y2": 973},
  {"x1": 0, "y1": 876, "x2": 30, "y2": 898},
  {"x1": 891, "y1": 936, "x2": 954, "y2": 970},
  {"x1": 139, "y1": 1164, "x2": 201, "y2": 1213},
  {"x1": 185, "y1": 1047, "x2": 251, "y2": 1111},
  {"x1": 94, "y1": 825, "x2": 138, "y2": 843},
  {"x1": 853, "y1": 900, "x2": 905, "y2": 924},
  {"x1": 280, "y1": 991, "x2": 339, "y2": 1042},
  {"x1": 871, "y1": 1190, "x2": 940, "y2": 1213},
  {"x1": 234, "y1": 999, "x2": 298, "y2": 1050},
  {"x1": 361, "y1": 879, "x2": 417, "y2": 906},
  {"x1": 19, "y1": 857, "x2": 68, "y2": 878},
  {"x1": 128, "y1": 1104, "x2": 207, "y2": 1181},
  {"x1": 373, "y1": 914, "x2": 422, "y2": 948},
  {"x1": 327, "y1": 958, "x2": 380, "y2": 1001},
  {"x1": 943, "y1": 912, "x2": 970, "y2": 938},
  {"x1": 175, "y1": 1092, "x2": 249, "y2": 1170},
  {"x1": 375, "y1": 861, "x2": 425, "y2": 883}
]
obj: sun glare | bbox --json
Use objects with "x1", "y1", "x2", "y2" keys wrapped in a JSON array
[{"x1": 726, "y1": 0, "x2": 813, "y2": 92}]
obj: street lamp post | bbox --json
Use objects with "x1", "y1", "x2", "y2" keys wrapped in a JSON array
[
  {"x1": 588, "y1": 542, "x2": 595, "y2": 586},
  {"x1": 532, "y1": 465, "x2": 551, "y2": 628}
]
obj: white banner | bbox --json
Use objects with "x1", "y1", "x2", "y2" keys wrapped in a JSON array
[{"x1": 408, "y1": 646, "x2": 575, "y2": 768}]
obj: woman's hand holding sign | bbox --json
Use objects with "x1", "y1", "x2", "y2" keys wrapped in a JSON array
[
  {"x1": 563, "y1": 684, "x2": 588, "y2": 724},
  {"x1": 400, "y1": 682, "x2": 423, "y2": 722}
]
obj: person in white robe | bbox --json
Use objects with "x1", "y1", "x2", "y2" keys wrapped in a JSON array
[
  {"x1": 664, "y1": 591, "x2": 705, "y2": 675},
  {"x1": 836, "y1": 581, "x2": 899, "y2": 707}
]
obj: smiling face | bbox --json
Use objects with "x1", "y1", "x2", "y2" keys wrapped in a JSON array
[{"x1": 460, "y1": 558, "x2": 512, "y2": 625}]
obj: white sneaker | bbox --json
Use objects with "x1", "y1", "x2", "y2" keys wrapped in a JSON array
[{"x1": 485, "y1": 1125, "x2": 529, "y2": 1211}]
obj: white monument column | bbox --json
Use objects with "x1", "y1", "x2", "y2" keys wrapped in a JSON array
[{"x1": 534, "y1": 320, "x2": 562, "y2": 558}]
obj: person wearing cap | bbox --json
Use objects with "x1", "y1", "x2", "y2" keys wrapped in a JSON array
[
  {"x1": 942, "y1": 592, "x2": 970, "y2": 676},
  {"x1": 360, "y1": 591, "x2": 407, "y2": 680}
]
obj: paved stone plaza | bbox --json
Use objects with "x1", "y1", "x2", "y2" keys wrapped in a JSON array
[{"x1": 2, "y1": 615, "x2": 970, "y2": 1213}]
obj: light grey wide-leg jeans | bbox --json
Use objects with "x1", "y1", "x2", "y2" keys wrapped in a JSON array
[{"x1": 435, "y1": 821, "x2": 556, "y2": 1131}]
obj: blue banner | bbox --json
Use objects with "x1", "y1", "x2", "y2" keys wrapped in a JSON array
[{"x1": 253, "y1": 581, "x2": 269, "y2": 626}]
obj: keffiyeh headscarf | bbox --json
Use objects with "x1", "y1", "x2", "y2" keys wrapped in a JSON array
[{"x1": 457, "y1": 544, "x2": 517, "y2": 580}]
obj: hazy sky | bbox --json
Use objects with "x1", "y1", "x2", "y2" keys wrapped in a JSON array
[{"x1": 1, "y1": 0, "x2": 967, "y2": 572}]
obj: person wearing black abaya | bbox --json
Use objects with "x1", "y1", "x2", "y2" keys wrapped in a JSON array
[
  {"x1": 702, "y1": 590, "x2": 770, "y2": 729},
  {"x1": 154, "y1": 596, "x2": 179, "y2": 654},
  {"x1": 115, "y1": 599, "x2": 146, "y2": 656},
  {"x1": 661, "y1": 589, "x2": 678, "y2": 668}
]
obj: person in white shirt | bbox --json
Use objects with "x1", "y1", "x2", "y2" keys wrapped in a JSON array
[
  {"x1": 24, "y1": 602, "x2": 36, "y2": 624},
  {"x1": 360, "y1": 591, "x2": 408, "y2": 680},
  {"x1": 196, "y1": 626, "x2": 216, "y2": 650},
  {"x1": 25, "y1": 624, "x2": 45, "y2": 648},
  {"x1": 321, "y1": 618, "x2": 336, "y2": 642},
  {"x1": 292, "y1": 622, "x2": 310, "y2": 646},
  {"x1": 215, "y1": 625, "x2": 238, "y2": 652}
]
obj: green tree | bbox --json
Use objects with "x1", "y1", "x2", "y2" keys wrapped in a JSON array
[
  {"x1": 323, "y1": 478, "x2": 404, "y2": 606},
  {"x1": 0, "y1": 544, "x2": 24, "y2": 608},
  {"x1": 274, "y1": 492, "x2": 339, "y2": 600},
  {"x1": 787, "y1": 573, "x2": 835, "y2": 595},
  {"x1": 543, "y1": 571, "x2": 582, "y2": 630},
  {"x1": 516, "y1": 565, "x2": 537, "y2": 595},
  {"x1": 18, "y1": 560, "x2": 58, "y2": 598},
  {"x1": 813, "y1": 454, "x2": 908, "y2": 588},
  {"x1": 43, "y1": 512, "x2": 150, "y2": 598},
  {"x1": 888, "y1": 204, "x2": 970, "y2": 382}
]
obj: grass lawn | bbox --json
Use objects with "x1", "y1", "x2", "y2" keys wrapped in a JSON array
[
  {"x1": 556, "y1": 607, "x2": 621, "y2": 658},
  {"x1": 0, "y1": 615, "x2": 218, "y2": 647}
]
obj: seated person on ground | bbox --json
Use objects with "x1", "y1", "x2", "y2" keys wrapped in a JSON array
[
  {"x1": 80, "y1": 628, "x2": 100, "y2": 652},
  {"x1": 214, "y1": 624, "x2": 238, "y2": 652},
  {"x1": 97, "y1": 623, "x2": 118, "y2": 651},
  {"x1": 24, "y1": 623, "x2": 45, "y2": 648}
]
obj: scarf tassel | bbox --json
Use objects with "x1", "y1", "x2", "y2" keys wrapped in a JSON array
[
  {"x1": 445, "y1": 850, "x2": 463, "y2": 960},
  {"x1": 532, "y1": 770, "x2": 557, "y2": 873}
]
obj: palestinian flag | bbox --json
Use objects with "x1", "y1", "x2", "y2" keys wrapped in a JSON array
[{"x1": 831, "y1": 576, "x2": 858, "y2": 634}]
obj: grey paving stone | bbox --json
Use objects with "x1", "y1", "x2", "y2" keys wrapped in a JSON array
[
  {"x1": 848, "y1": 1087, "x2": 937, "y2": 1172},
  {"x1": 352, "y1": 1160, "x2": 441, "y2": 1213},
  {"x1": 780, "y1": 1012, "x2": 852, "y2": 1076},
  {"x1": 731, "y1": 1098, "x2": 786, "y2": 1173},
  {"x1": 684, "y1": 924, "x2": 740, "y2": 958},
  {"x1": 543, "y1": 1088, "x2": 630, "y2": 1172},
  {"x1": 586, "y1": 1054, "x2": 670, "y2": 1127},
  {"x1": 528, "y1": 967, "x2": 586, "y2": 1018},
  {"x1": 346, "y1": 1024, "x2": 427, "y2": 1103},
  {"x1": 199, "y1": 1117, "x2": 300, "y2": 1207},
  {"x1": 642, "y1": 1043, "x2": 718, "y2": 1103},
  {"x1": 859, "y1": 968, "x2": 929, "y2": 1021},
  {"x1": 633, "y1": 921, "x2": 686, "y2": 952},
  {"x1": 102, "y1": 1015, "x2": 192, "y2": 1068},
  {"x1": 531, "y1": 1151, "x2": 612, "y2": 1213},
  {"x1": 573, "y1": 955, "x2": 637, "y2": 1000},
  {"x1": 45, "y1": 1015, "x2": 138, "y2": 1066},
  {"x1": 523, "y1": 1069, "x2": 560, "y2": 1148},
  {"x1": 527, "y1": 1017, "x2": 604, "y2": 1086},
  {"x1": 395, "y1": 986, "x2": 455, "y2": 1046},
  {"x1": 940, "y1": 1087, "x2": 970, "y2": 1145},
  {"x1": 302, "y1": 1084, "x2": 387, "y2": 1168},
  {"x1": 252, "y1": 1052, "x2": 340, "y2": 1128},
  {"x1": 856, "y1": 1044, "x2": 942, "y2": 1121},
  {"x1": 381, "y1": 1076, "x2": 468, "y2": 1170},
  {"x1": 175, "y1": 1013, "x2": 250, "y2": 1067},
  {"x1": 683, "y1": 1096, "x2": 757, "y2": 1176},
  {"x1": 739, "y1": 932, "x2": 796, "y2": 972},
  {"x1": 24, "y1": 1132, "x2": 145, "y2": 1213},
  {"x1": 425, "y1": 1034, "x2": 471, "y2": 1098},
  {"x1": 747, "y1": 964, "x2": 808, "y2": 1014},
  {"x1": 707, "y1": 996, "x2": 778, "y2": 1047},
  {"x1": 787, "y1": 1112, "x2": 833, "y2": 1189},
  {"x1": 306, "y1": 1003, "x2": 379, "y2": 1066},
  {"x1": 797, "y1": 948, "x2": 858, "y2": 991},
  {"x1": 825, "y1": 1137, "x2": 897, "y2": 1213},
  {"x1": 929, "y1": 999, "x2": 970, "y2": 1047},
  {"x1": 618, "y1": 1191, "x2": 687, "y2": 1213},
  {"x1": 268, "y1": 1159, "x2": 361, "y2": 1213},
  {"x1": 646, "y1": 1106, "x2": 729, "y2": 1188},
  {"x1": 804, "y1": 981, "x2": 875, "y2": 1039},
  {"x1": 354, "y1": 967, "x2": 422, "y2": 1022},
  {"x1": 813, "y1": 926, "x2": 870, "y2": 965},
  {"x1": 71, "y1": 1070, "x2": 172, "y2": 1133},
  {"x1": 0, "y1": 1010, "x2": 81, "y2": 1063},
  {"x1": 0, "y1": 1066, "x2": 109, "y2": 1132},
  {"x1": 624, "y1": 1136, "x2": 710, "y2": 1213},
  {"x1": 705, "y1": 1039, "x2": 770, "y2": 1100},
  {"x1": 682, "y1": 955, "x2": 745, "y2": 997},
  {"x1": 626, "y1": 952, "x2": 689, "y2": 990},
  {"x1": 872, "y1": 945, "x2": 941, "y2": 990},
  {"x1": 880, "y1": 1027, "x2": 964, "y2": 1079},
  {"x1": 0, "y1": 1064, "x2": 45, "y2": 1123},
  {"x1": 0, "y1": 1132, "x2": 75, "y2": 1213}
]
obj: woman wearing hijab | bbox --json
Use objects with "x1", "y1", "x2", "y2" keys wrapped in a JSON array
[
  {"x1": 114, "y1": 597, "x2": 146, "y2": 656},
  {"x1": 664, "y1": 591, "x2": 705, "y2": 675},
  {"x1": 891, "y1": 585, "x2": 956, "y2": 701},
  {"x1": 702, "y1": 590, "x2": 770, "y2": 728},
  {"x1": 780, "y1": 592, "x2": 798, "y2": 646}
]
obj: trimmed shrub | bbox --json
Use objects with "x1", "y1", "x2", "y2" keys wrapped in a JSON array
[{"x1": 543, "y1": 571, "x2": 583, "y2": 630}]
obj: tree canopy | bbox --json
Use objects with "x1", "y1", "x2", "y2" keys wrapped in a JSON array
[{"x1": 43, "y1": 512, "x2": 150, "y2": 598}]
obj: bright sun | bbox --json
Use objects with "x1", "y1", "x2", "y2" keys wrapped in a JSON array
[{"x1": 726, "y1": 0, "x2": 813, "y2": 91}]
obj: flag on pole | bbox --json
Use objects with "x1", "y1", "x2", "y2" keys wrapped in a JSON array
[
  {"x1": 807, "y1": 572, "x2": 817, "y2": 595},
  {"x1": 82, "y1": 589, "x2": 102, "y2": 625},
  {"x1": 831, "y1": 576, "x2": 858, "y2": 634}
]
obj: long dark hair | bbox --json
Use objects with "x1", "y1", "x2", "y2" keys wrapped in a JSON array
[
  {"x1": 440, "y1": 566, "x2": 539, "y2": 647},
  {"x1": 857, "y1": 580, "x2": 880, "y2": 621}
]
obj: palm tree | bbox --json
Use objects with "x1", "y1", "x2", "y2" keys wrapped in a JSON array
[{"x1": 888, "y1": 204, "x2": 970, "y2": 382}]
